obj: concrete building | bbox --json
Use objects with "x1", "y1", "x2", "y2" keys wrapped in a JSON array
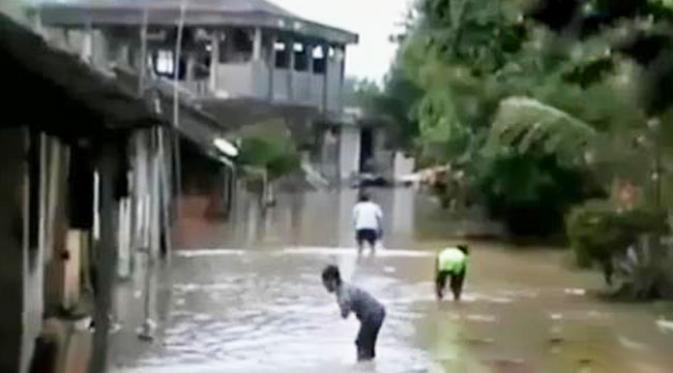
[
  {"x1": 0, "y1": 8, "x2": 171, "y2": 372},
  {"x1": 333, "y1": 107, "x2": 415, "y2": 184},
  {"x1": 34, "y1": 0, "x2": 359, "y2": 184}
]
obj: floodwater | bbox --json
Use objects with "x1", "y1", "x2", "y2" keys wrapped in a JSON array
[{"x1": 109, "y1": 189, "x2": 673, "y2": 373}]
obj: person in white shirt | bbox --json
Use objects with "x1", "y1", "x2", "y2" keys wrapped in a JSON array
[{"x1": 352, "y1": 193, "x2": 383, "y2": 254}]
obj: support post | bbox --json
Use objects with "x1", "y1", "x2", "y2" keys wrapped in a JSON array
[
  {"x1": 306, "y1": 43, "x2": 314, "y2": 74},
  {"x1": 186, "y1": 53, "x2": 196, "y2": 84},
  {"x1": 252, "y1": 27, "x2": 263, "y2": 61},
  {"x1": 287, "y1": 38, "x2": 295, "y2": 102},
  {"x1": 138, "y1": 5, "x2": 149, "y2": 95},
  {"x1": 339, "y1": 46, "x2": 346, "y2": 112},
  {"x1": 209, "y1": 31, "x2": 220, "y2": 94},
  {"x1": 268, "y1": 34, "x2": 277, "y2": 101},
  {"x1": 322, "y1": 44, "x2": 329, "y2": 113},
  {"x1": 88, "y1": 143, "x2": 121, "y2": 373}
]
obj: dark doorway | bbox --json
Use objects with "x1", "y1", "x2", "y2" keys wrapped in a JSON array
[{"x1": 360, "y1": 128, "x2": 374, "y2": 173}]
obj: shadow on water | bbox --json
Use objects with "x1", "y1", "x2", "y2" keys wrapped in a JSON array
[{"x1": 110, "y1": 189, "x2": 673, "y2": 373}]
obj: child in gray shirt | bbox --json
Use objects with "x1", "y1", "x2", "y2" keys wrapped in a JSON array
[{"x1": 322, "y1": 265, "x2": 386, "y2": 361}]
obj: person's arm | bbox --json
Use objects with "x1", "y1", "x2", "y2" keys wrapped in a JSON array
[
  {"x1": 352, "y1": 205, "x2": 359, "y2": 229},
  {"x1": 435, "y1": 252, "x2": 444, "y2": 300},
  {"x1": 435, "y1": 254, "x2": 441, "y2": 297},
  {"x1": 337, "y1": 288, "x2": 351, "y2": 319},
  {"x1": 376, "y1": 205, "x2": 383, "y2": 231}
]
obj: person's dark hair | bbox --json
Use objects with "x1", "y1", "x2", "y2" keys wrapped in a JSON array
[
  {"x1": 457, "y1": 244, "x2": 469, "y2": 255},
  {"x1": 358, "y1": 192, "x2": 370, "y2": 202},
  {"x1": 322, "y1": 265, "x2": 341, "y2": 283}
]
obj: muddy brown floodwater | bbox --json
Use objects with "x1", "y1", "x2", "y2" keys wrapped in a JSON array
[{"x1": 109, "y1": 189, "x2": 673, "y2": 373}]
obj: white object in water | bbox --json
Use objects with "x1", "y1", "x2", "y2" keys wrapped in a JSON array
[
  {"x1": 656, "y1": 318, "x2": 673, "y2": 333},
  {"x1": 550, "y1": 313, "x2": 564, "y2": 321},
  {"x1": 466, "y1": 314, "x2": 497, "y2": 323},
  {"x1": 383, "y1": 266, "x2": 396, "y2": 274},
  {"x1": 564, "y1": 288, "x2": 587, "y2": 296}
]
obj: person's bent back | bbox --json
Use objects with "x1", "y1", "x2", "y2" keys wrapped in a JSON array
[{"x1": 435, "y1": 245, "x2": 469, "y2": 301}]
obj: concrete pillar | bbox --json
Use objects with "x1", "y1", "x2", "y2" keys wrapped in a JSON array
[
  {"x1": 306, "y1": 43, "x2": 315, "y2": 74},
  {"x1": 89, "y1": 143, "x2": 121, "y2": 373},
  {"x1": 117, "y1": 199, "x2": 132, "y2": 279},
  {"x1": 117, "y1": 43, "x2": 130, "y2": 67},
  {"x1": 287, "y1": 38, "x2": 295, "y2": 102},
  {"x1": 63, "y1": 230, "x2": 83, "y2": 308},
  {"x1": 268, "y1": 33, "x2": 277, "y2": 101},
  {"x1": 81, "y1": 28, "x2": 93, "y2": 62},
  {"x1": 209, "y1": 31, "x2": 221, "y2": 94},
  {"x1": 322, "y1": 45, "x2": 329, "y2": 113},
  {"x1": 339, "y1": 47, "x2": 346, "y2": 112},
  {"x1": 186, "y1": 53, "x2": 196, "y2": 83},
  {"x1": 252, "y1": 27, "x2": 263, "y2": 61},
  {"x1": 339, "y1": 126, "x2": 362, "y2": 180},
  {"x1": 0, "y1": 128, "x2": 26, "y2": 373}
]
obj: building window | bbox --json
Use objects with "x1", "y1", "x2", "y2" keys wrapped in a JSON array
[
  {"x1": 219, "y1": 28, "x2": 253, "y2": 63},
  {"x1": 155, "y1": 50, "x2": 174, "y2": 75},
  {"x1": 274, "y1": 41, "x2": 289, "y2": 69},
  {"x1": 312, "y1": 46, "x2": 326, "y2": 74},
  {"x1": 153, "y1": 49, "x2": 187, "y2": 80},
  {"x1": 294, "y1": 43, "x2": 308, "y2": 72}
]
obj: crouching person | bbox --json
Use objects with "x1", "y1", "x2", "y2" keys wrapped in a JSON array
[
  {"x1": 436, "y1": 245, "x2": 469, "y2": 301},
  {"x1": 322, "y1": 265, "x2": 386, "y2": 361}
]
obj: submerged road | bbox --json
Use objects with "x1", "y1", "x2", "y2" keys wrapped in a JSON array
[{"x1": 109, "y1": 189, "x2": 673, "y2": 373}]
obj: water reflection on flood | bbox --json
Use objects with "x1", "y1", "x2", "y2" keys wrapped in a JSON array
[{"x1": 111, "y1": 189, "x2": 673, "y2": 373}]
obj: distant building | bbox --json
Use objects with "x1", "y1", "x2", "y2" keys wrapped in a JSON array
[
  {"x1": 34, "y1": 0, "x2": 359, "y2": 183},
  {"x1": 332, "y1": 106, "x2": 415, "y2": 185}
]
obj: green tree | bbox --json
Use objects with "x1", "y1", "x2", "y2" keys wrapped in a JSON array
[{"x1": 237, "y1": 119, "x2": 301, "y2": 180}]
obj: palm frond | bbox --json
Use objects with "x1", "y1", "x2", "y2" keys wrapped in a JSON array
[{"x1": 488, "y1": 96, "x2": 598, "y2": 161}]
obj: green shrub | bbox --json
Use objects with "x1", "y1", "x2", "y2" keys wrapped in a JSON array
[
  {"x1": 474, "y1": 152, "x2": 594, "y2": 237},
  {"x1": 238, "y1": 135, "x2": 300, "y2": 180},
  {"x1": 566, "y1": 200, "x2": 668, "y2": 269}
]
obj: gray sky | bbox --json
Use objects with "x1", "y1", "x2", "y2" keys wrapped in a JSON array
[{"x1": 273, "y1": 0, "x2": 411, "y2": 83}]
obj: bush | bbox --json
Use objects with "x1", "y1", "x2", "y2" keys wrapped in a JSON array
[
  {"x1": 475, "y1": 152, "x2": 594, "y2": 237},
  {"x1": 238, "y1": 135, "x2": 300, "y2": 180},
  {"x1": 566, "y1": 200, "x2": 668, "y2": 276}
]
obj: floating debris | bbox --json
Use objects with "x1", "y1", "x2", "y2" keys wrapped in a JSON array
[
  {"x1": 550, "y1": 313, "x2": 564, "y2": 321},
  {"x1": 618, "y1": 336, "x2": 647, "y2": 351},
  {"x1": 564, "y1": 288, "x2": 587, "y2": 296},
  {"x1": 466, "y1": 314, "x2": 497, "y2": 323},
  {"x1": 655, "y1": 318, "x2": 673, "y2": 333}
]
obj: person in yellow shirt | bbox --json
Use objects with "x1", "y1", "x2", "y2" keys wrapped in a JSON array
[{"x1": 435, "y1": 245, "x2": 469, "y2": 301}]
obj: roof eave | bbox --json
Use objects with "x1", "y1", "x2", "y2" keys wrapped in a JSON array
[{"x1": 36, "y1": 5, "x2": 359, "y2": 45}]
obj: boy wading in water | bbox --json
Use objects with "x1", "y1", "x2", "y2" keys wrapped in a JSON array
[
  {"x1": 435, "y1": 245, "x2": 469, "y2": 301},
  {"x1": 322, "y1": 265, "x2": 386, "y2": 361},
  {"x1": 352, "y1": 193, "x2": 383, "y2": 255}
]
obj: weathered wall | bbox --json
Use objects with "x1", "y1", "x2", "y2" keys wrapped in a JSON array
[
  {"x1": 326, "y1": 58, "x2": 344, "y2": 113},
  {"x1": 338, "y1": 126, "x2": 361, "y2": 180}
]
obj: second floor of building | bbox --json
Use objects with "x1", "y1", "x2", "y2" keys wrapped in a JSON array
[{"x1": 34, "y1": 0, "x2": 359, "y2": 114}]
